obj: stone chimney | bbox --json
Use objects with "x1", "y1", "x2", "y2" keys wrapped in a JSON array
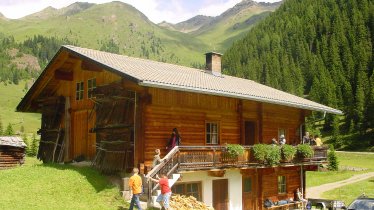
[{"x1": 205, "y1": 52, "x2": 223, "y2": 76}]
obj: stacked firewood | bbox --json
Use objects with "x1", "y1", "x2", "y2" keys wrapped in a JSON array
[{"x1": 169, "y1": 195, "x2": 210, "y2": 210}]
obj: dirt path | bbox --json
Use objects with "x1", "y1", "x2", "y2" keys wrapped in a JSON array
[{"x1": 307, "y1": 172, "x2": 374, "y2": 198}]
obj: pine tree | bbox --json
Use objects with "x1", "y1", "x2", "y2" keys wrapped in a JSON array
[
  {"x1": 22, "y1": 133, "x2": 32, "y2": 156},
  {"x1": 328, "y1": 145, "x2": 339, "y2": 171},
  {"x1": 0, "y1": 115, "x2": 3, "y2": 135},
  {"x1": 30, "y1": 133, "x2": 39, "y2": 157},
  {"x1": 20, "y1": 125, "x2": 25, "y2": 133},
  {"x1": 5, "y1": 123, "x2": 14, "y2": 135}
]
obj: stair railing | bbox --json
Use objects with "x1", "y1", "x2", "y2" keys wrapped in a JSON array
[{"x1": 145, "y1": 146, "x2": 180, "y2": 205}]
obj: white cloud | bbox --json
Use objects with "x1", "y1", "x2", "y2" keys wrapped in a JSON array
[
  {"x1": 0, "y1": 0, "x2": 282, "y2": 23},
  {"x1": 198, "y1": 0, "x2": 242, "y2": 17}
]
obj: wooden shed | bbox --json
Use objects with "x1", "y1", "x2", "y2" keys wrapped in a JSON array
[
  {"x1": 0, "y1": 136, "x2": 26, "y2": 169},
  {"x1": 17, "y1": 45, "x2": 342, "y2": 209}
]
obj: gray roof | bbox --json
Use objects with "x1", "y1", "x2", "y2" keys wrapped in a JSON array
[
  {"x1": 0, "y1": 136, "x2": 27, "y2": 148},
  {"x1": 63, "y1": 45, "x2": 342, "y2": 114}
]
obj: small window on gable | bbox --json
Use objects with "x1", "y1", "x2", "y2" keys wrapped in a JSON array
[
  {"x1": 76, "y1": 81, "x2": 84, "y2": 101},
  {"x1": 87, "y1": 78, "x2": 96, "y2": 98},
  {"x1": 278, "y1": 175, "x2": 286, "y2": 194},
  {"x1": 206, "y1": 122, "x2": 219, "y2": 144}
]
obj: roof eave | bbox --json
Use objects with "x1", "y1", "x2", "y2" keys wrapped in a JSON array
[{"x1": 139, "y1": 81, "x2": 343, "y2": 115}]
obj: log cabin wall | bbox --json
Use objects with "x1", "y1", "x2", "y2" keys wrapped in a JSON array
[
  {"x1": 142, "y1": 88, "x2": 305, "y2": 166},
  {"x1": 261, "y1": 103, "x2": 304, "y2": 145},
  {"x1": 258, "y1": 167, "x2": 301, "y2": 210},
  {"x1": 54, "y1": 60, "x2": 122, "y2": 161}
]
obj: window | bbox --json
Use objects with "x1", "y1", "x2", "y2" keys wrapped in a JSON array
[
  {"x1": 76, "y1": 81, "x2": 84, "y2": 100},
  {"x1": 243, "y1": 177, "x2": 252, "y2": 193},
  {"x1": 172, "y1": 182, "x2": 202, "y2": 201},
  {"x1": 278, "y1": 128, "x2": 286, "y2": 138},
  {"x1": 206, "y1": 122, "x2": 219, "y2": 144},
  {"x1": 278, "y1": 176, "x2": 286, "y2": 194},
  {"x1": 87, "y1": 78, "x2": 96, "y2": 98}
]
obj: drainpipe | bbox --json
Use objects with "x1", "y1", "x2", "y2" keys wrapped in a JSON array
[{"x1": 300, "y1": 165, "x2": 304, "y2": 196}]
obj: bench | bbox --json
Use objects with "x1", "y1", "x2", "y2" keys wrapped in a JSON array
[{"x1": 266, "y1": 201, "x2": 303, "y2": 210}]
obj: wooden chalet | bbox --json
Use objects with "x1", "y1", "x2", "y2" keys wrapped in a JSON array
[
  {"x1": 0, "y1": 136, "x2": 26, "y2": 169},
  {"x1": 17, "y1": 45, "x2": 342, "y2": 210}
]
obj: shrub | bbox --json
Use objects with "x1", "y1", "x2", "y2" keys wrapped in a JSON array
[
  {"x1": 281, "y1": 144, "x2": 297, "y2": 161},
  {"x1": 252, "y1": 144, "x2": 268, "y2": 163},
  {"x1": 226, "y1": 144, "x2": 244, "y2": 158},
  {"x1": 296, "y1": 144, "x2": 314, "y2": 159},
  {"x1": 328, "y1": 145, "x2": 339, "y2": 171},
  {"x1": 265, "y1": 145, "x2": 281, "y2": 166}
]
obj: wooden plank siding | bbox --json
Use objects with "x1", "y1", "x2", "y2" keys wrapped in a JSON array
[
  {"x1": 142, "y1": 88, "x2": 305, "y2": 167},
  {"x1": 258, "y1": 167, "x2": 301, "y2": 210},
  {"x1": 53, "y1": 56, "x2": 122, "y2": 160}
]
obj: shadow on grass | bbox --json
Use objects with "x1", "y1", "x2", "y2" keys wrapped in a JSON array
[{"x1": 36, "y1": 162, "x2": 116, "y2": 192}]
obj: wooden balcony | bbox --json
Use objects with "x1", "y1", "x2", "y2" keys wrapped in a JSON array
[
  {"x1": 146, "y1": 145, "x2": 328, "y2": 179},
  {"x1": 177, "y1": 145, "x2": 328, "y2": 172}
]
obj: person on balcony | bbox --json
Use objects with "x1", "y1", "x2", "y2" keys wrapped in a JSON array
[
  {"x1": 279, "y1": 134, "x2": 286, "y2": 145},
  {"x1": 166, "y1": 128, "x2": 181, "y2": 153},
  {"x1": 314, "y1": 135, "x2": 323, "y2": 146},
  {"x1": 149, "y1": 174, "x2": 172, "y2": 210},
  {"x1": 302, "y1": 132, "x2": 311, "y2": 144},
  {"x1": 272, "y1": 138, "x2": 279, "y2": 146},
  {"x1": 128, "y1": 168, "x2": 143, "y2": 210}
]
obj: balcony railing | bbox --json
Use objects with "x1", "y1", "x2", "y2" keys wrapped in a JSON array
[{"x1": 177, "y1": 145, "x2": 328, "y2": 171}]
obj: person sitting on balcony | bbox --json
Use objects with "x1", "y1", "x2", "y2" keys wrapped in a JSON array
[
  {"x1": 166, "y1": 128, "x2": 181, "y2": 153},
  {"x1": 271, "y1": 138, "x2": 279, "y2": 146},
  {"x1": 279, "y1": 134, "x2": 286, "y2": 145},
  {"x1": 149, "y1": 174, "x2": 172, "y2": 210},
  {"x1": 302, "y1": 132, "x2": 311, "y2": 144},
  {"x1": 152, "y1": 149, "x2": 161, "y2": 168},
  {"x1": 314, "y1": 135, "x2": 323, "y2": 146}
]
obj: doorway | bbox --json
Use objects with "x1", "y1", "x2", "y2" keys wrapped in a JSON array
[
  {"x1": 242, "y1": 175, "x2": 255, "y2": 209},
  {"x1": 244, "y1": 121, "x2": 256, "y2": 145},
  {"x1": 213, "y1": 179, "x2": 228, "y2": 210}
]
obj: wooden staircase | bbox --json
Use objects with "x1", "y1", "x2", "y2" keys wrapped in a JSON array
[{"x1": 145, "y1": 146, "x2": 181, "y2": 208}]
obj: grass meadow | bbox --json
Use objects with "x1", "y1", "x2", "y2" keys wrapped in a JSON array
[
  {"x1": 307, "y1": 152, "x2": 374, "y2": 205},
  {"x1": 0, "y1": 80, "x2": 41, "y2": 134},
  {"x1": 0, "y1": 157, "x2": 127, "y2": 210}
]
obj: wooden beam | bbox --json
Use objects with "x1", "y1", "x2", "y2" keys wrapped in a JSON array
[
  {"x1": 54, "y1": 69, "x2": 73, "y2": 81},
  {"x1": 81, "y1": 60, "x2": 103, "y2": 72},
  {"x1": 208, "y1": 169, "x2": 225, "y2": 177}
]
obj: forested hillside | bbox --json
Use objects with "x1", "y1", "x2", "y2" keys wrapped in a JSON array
[{"x1": 223, "y1": 0, "x2": 374, "y2": 145}]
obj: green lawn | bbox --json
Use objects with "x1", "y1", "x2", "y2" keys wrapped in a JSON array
[
  {"x1": 0, "y1": 157, "x2": 127, "y2": 210},
  {"x1": 322, "y1": 178, "x2": 374, "y2": 205},
  {"x1": 0, "y1": 80, "x2": 41, "y2": 134},
  {"x1": 306, "y1": 152, "x2": 374, "y2": 187}
]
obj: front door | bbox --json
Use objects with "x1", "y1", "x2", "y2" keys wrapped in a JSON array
[
  {"x1": 242, "y1": 175, "x2": 255, "y2": 209},
  {"x1": 244, "y1": 121, "x2": 256, "y2": 145},
  {"x1": 213, "y1": 179, "x2": 228, "y2": 210}
]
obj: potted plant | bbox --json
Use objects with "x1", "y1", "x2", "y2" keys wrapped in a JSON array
[
  {"x1": 265, "y1": 145, "x2": 281, "y2": 166},
  {"x1": 252, "y1": 144, "x2": 267, "y2": 163},
  {"x1": 281, "y1": 144, "x2": 297, "y2": 162},
  {"x1": 226, "y1": 144, "x2": 245, "y2": 159},
  {"x1": 296, "y1": 144, "x2": 314, "y2": 161}
]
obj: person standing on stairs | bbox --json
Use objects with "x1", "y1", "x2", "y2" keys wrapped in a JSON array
[
  {"x1": 166, "y1": 128, "x2": 181, "y2": 153},
  {"x1": 149, "y1": 174, "x2": 172, "y2": 210},
  {"x1": 128, "y1": 168, "x2": 143, "y2": 210}
]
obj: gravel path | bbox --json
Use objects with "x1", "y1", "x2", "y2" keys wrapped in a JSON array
[{"x1": 307, "y1": 172, "x2": 374, "y2": 198}]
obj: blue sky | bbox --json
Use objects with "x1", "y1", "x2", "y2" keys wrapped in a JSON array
[{"x1": 0, "y1": 0, "x2": 281, "y2": 24}]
